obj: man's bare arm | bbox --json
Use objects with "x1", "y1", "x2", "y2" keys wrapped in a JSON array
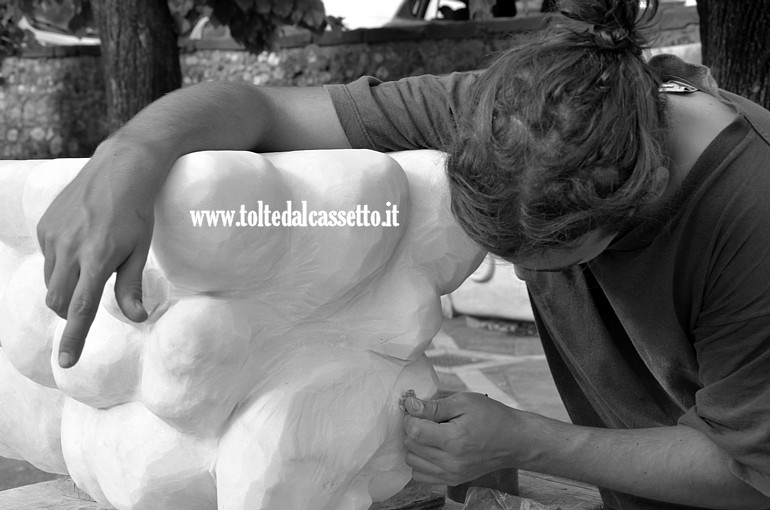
[
  {"x1": 37, "y1": 82, "x2": 351, "y2": 368},
  {"x1": 404, "y1": 394, "x2": 770, "y2": 509}
]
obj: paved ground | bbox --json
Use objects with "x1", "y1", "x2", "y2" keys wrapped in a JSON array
[{"x1": 0, "y1": 314, "x2": 567, "y2": 494}]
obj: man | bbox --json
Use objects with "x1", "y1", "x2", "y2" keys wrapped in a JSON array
[{"x1": 36, "y1": 3, "x2": 770, "y2": 507}]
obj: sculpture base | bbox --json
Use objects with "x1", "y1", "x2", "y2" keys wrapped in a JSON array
[
  {"x1": 0, "y1": 472, "x2": 604, "y2": 509},
  {"x1": 0, "y1": 478, "x2": 445, "y2": 510},
  {"x1": 371, "y1": 481, "x2": 445, "y2": 509}
]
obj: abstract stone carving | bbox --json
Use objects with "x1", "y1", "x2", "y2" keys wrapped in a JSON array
[{"x1": 0, "y1": 150, "x2": 484, "y2": 510}]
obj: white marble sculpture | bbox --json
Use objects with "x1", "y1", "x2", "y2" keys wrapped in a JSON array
[{"x1": 0, "y1": 150, "x2": 485, "y2": 510}]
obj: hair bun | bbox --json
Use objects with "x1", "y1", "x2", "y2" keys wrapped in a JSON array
[
  {"x1": 555, "y1": 0, "x2": 658, "y2": 55},
  {"x1": 589, "y1": 25, "x2": 635, "y2": 52}
]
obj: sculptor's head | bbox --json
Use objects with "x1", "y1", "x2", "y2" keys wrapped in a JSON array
[{"x1": 447, "y1": 0, "x2": 669, "y2": 267}]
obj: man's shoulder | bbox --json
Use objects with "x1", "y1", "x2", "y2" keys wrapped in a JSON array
[
  {"x1": 323, "y1": 71, "x2": 482, "y2": 152},
  {"x1": 649, "y1": 54, "x2": 770, "y2": 144}
]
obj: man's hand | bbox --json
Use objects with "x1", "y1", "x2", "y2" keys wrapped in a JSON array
[
  {"x1": 405, "y1": 394, "x2": 770, "y2": 509},
  {"x1": 32, "y1": 81, "x2": 352, "y2": 370},
  {"x1": 402, "y1": 392, "x2": 523, "y2": 485},
  {"x1": 37, "y1": 143, "x2": 158, "y2": 368}
]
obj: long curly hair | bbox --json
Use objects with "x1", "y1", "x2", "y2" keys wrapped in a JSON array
[{"x1": 447, "y1": 0, "x2": 668, "y2": 260}]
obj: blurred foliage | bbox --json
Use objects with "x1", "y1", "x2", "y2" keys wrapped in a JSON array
[
  {"x1": 168, "y1": 0, "x2": 327, "y2": 52},
  {"x1": 1, "y1": 0, "x2": 24, "y2": 58},
  {"x1": 1, "y1": 0, "x2": 327, "y2": 57}
]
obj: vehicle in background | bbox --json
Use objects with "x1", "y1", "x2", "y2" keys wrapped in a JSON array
[
  {"x1": 16, "y1": 15, "x2": 98, "y2": 46},
  {"x1": 19, "y1": 0, "x2": 699, "y2": 48},
  {"x1": 325, "y1": 0, "x2": 695, "y2": 29}
]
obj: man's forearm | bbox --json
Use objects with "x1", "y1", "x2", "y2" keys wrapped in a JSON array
[
  {"x1": 523, "y1": 414, "x2": 770, "y2": 509},
  {"x1": 37, "y1": 80, "x2": 352, "y2": 368},
  {"x1": 95, "y1": 81, "x2": 351, "y2": 180},
  {"x1": 112, "y1": 82, "x2": 272, "y2": 158}
]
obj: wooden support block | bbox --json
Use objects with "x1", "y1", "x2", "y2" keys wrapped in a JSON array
[
  {"x1": 371, "y1": 481, "x2": 445, "y2": 509},
  {"x1": 0, "y1": 478, "x2": 442, "y2": 510},
  {"x1": 0, "y1": 473, "x2": 601, "y2": 509}
]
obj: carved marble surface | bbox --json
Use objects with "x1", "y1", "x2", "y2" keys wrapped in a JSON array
[{"x1": 0, "y1": 150, "x2": 484, "y2": 510}]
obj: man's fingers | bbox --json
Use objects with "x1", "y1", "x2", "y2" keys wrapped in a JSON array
[
  {"x1": 405, "y1": 451, "x2": 459, "y2": 485},
  {"x1": 42, "y1": 246, "x2": 55, "y2": 288},
  {"x1": 44, "y1": 259, "x2": 79, "y2": 320},
  {"x1": 114, "y1": 248, "x2": 148, "y2": 323},
  {"x1": 405, "y1": 396, "x2": 462, "y2": 423},
  {"x1": 404, "y1": 414, "x2": 454, "y2": 449},
  {"x1": 58, "y1": 273, "x2": 107, "y2": 368},
  {"x1": 404, "y1": 432, "x2": 448, "y2": 461}
]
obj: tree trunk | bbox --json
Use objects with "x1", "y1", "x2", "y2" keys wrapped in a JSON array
[
  {"x1": 92, "y1": 0, "x2": 182, "y2": 133},
  {"x1": 697, "y1": 0, "x2": 770, "y2": 109}
]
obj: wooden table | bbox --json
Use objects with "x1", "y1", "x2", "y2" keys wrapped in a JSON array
[{"x1": 0, "y1": 473, "x2": 602, "y2": 509}]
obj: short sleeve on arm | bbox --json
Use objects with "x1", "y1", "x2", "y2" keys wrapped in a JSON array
[
  {"x1": 678, "y1": 316, "x2": 770, "y2": 497},
  {"x1": 677, "y1": 178, "x2": 770, "y2": 496},
  {"x1": 324, "y1": 72, "x2": 479, "y2": 152}
]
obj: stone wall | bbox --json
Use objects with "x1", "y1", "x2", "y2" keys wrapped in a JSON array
[
  {"x1": 0, "y1": 6, "x2": 700, "y2": 160},
  {"x1": 1, "y1": 47, "x2": 106, "y2": 159}
]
